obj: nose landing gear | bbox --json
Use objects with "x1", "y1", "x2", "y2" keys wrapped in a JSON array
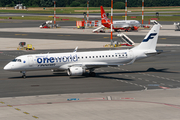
[{"x1": 21, "y1": 71, "x2": 26, "y2": 79}]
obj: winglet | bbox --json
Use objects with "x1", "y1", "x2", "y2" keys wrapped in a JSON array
[
  {"x1": 73, "y1": 46, "x2": 78, "y2": 52},
  {"x1": 123, "y1": 57, "x2": 136, "y2": 65}
]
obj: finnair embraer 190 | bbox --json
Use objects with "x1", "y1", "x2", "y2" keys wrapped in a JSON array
[{"x1": 4, "y1": 23, "x2": 161, "y2": 78}]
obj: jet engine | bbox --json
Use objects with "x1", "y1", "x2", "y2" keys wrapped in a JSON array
[
  {"x1": 131, "y1": 26, "x2": 138, "y2": 30},
  {"x1": 67, "y1": 67, "x2": 84, "y2": 76}
]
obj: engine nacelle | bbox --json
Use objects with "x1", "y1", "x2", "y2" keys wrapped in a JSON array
[
  {"x1": 67, "y1": 67, "x2": 84, "y2": 76},
  {"x1": 132, "y1": 26, "x2": 138, "y2": 30}
]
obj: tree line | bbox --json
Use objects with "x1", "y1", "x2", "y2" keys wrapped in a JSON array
[{"x1": 0, "y1": 0, "x2": 180, "y2": 8}]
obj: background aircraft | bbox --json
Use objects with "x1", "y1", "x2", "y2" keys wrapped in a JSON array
[
  {"x1": 101, "y1": 6, "x2": 141, "y2": 32},
  {"x1": 4, "y1": 23, "x2": 161, "y2": 78}
]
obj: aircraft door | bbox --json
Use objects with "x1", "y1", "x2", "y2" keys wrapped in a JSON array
[
  {"x1": 129, "y1": 50, "x2": 134, "y2": 60},
  {"x1": 27, "y1": 56, "x2": 33, "y2": 67}
]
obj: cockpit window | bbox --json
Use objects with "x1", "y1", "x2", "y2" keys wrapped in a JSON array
[{"x1": 12, "y1": 59, "x2": 21, "y2": 62}]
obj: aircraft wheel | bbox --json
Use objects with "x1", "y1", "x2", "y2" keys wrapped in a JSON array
[
  {"x1": 114, "y1": 29, "x2": 118, "y2": 32},
  {"x1": 22, "y1": 75, "x2": 26, "y2": 79}
]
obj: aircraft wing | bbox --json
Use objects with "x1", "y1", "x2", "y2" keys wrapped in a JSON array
[{"x1": 67, "y1": 62, "x2": 124, "y2": 69}]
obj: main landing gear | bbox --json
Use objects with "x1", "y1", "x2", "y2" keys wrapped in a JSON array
[
  {"x1": 89, "y1": 69, "x2": 96, "y2": 77},
  {"x1": 21, "y1": 71, "x2": 26, "y2": 79},
  {"x1": 89, "y1": 72, "x2": 96, "y2": 77}
]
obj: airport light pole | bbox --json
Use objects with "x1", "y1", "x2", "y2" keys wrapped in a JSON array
[
  {"x1": 110, "y1": 0, "x2": 113, "y2": 45},
  {"x1": 125, "y1": 0, "x2": 127, "y2": 20},
  {"x1": 142, "y1": 0, "x2": 144, "y2": 25},
  {"x1": 87, "y1": 0, "x2": 89, "y2": 27},
  {"x1": 53, "y1": 0, "x2": 56, "y2": 28}
]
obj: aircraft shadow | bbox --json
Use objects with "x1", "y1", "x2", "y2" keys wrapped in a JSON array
[
  {"x1": 97, "y1": 67, "x2": 178, "y2": 75},
  {"x1": 7, "y1": 68, "x2": 177, "y2": 79},
  {"x1": 8, "y1": 73, "x2": 68, "y2": 79}
]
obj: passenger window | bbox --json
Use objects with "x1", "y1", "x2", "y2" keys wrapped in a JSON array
[
  {"x1": 86, "y1": 56, "x2": 87, "y2": 58},
  {"x1": 93, "y1": 56, "x2": 94, "y2": 58},
  {"x1": 78, "y1": 57, "x2": 80, "y2": 59},
  {"x1": 106, "y1": 55, "x2": 107, "y2": 57},
  {"x1": 96, "y1": 56, "x2": 98, "y2": 58},
  {"x1": 82, "y1": 57, "x2": 83, "y2": 59},
  {"x1": 112, "y1": 55, "x2": 114, "y2": 57},
  {"x1": 89, "y1": 56, "x2": 91, "y2": 58},
  {"x1": 102, "y1": 56, "x2": 104, "y2": 57},
  {"x1": 99, "y1": 56, "x2": 101, "y2": 58},
  {"x1": 109, "y1": 55, "x2": 110, "y2": 57},
  {"x1": 116, "y1": 55, "x2": 117, "y2": 57}
]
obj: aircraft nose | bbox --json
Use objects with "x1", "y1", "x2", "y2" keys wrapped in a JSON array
[{"x1": 4, "y1": 64, "x2": 11, "y2": 70}]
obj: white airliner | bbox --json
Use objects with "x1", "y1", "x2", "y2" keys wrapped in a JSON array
[
  {"x1": 4, "y1": 23, "x2": 161, "y2": 78},
  {"x1": 100, "y1": 6, "x2": 141, "y2": 31}
]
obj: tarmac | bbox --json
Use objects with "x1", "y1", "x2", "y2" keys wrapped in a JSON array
[
  {"x1": 0, "y1": 24, "x2": 180, "y2": 50},
  {"x1": 0, "y1": 89, "x2": 180, "y2": 120},
  {"x1": 0, "y1": 20, "x2": 180, "y2": 120}
]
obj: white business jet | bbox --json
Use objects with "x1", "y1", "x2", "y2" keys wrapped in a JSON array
[{"x1": 4, "y1": 23, "x2": 161, "y2": 78}]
